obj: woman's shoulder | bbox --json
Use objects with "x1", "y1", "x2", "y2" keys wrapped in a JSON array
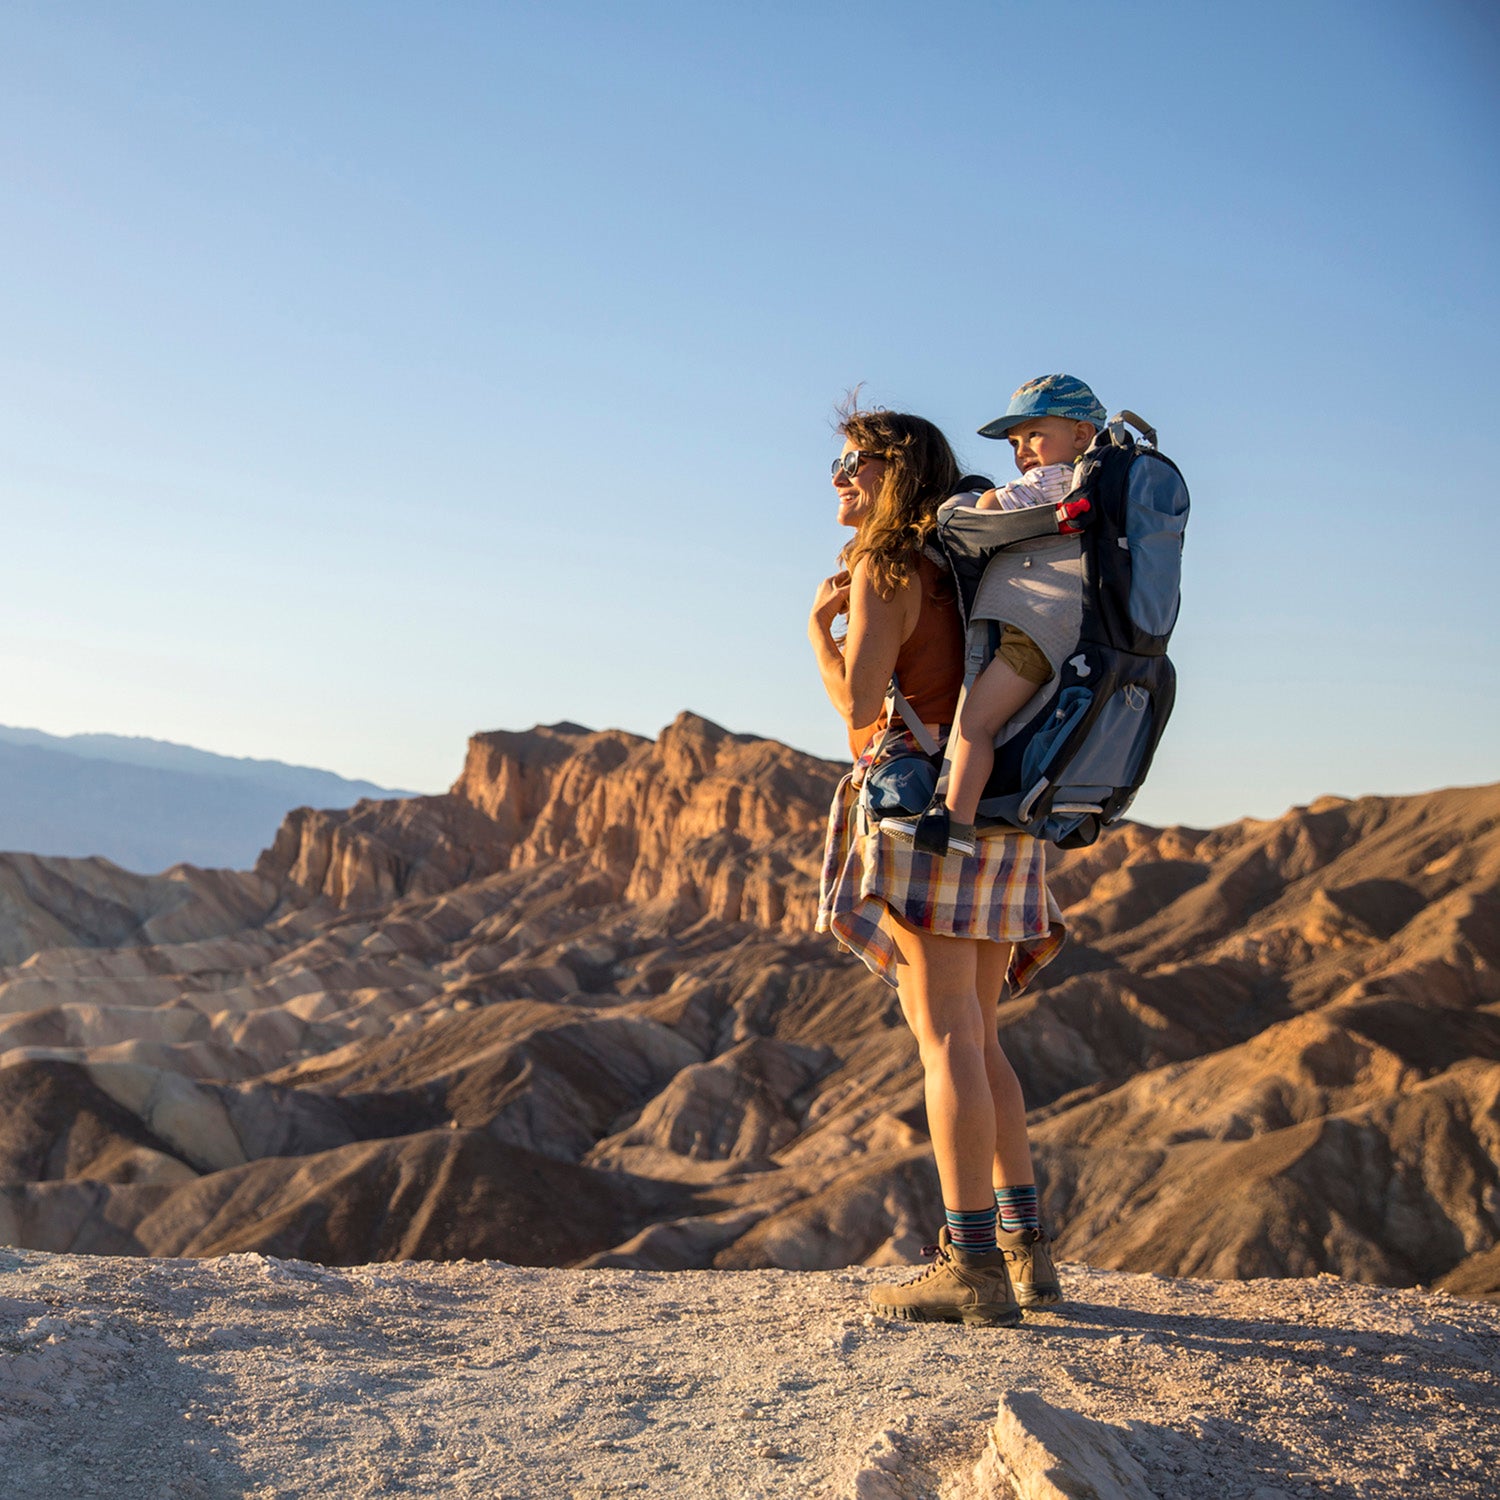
[
  {"x1": 850, "y1": 551, "x2": 925, "y2": 635},
  {"x1": 850, "y1": 551, "x2": 917, "y2": 597}
]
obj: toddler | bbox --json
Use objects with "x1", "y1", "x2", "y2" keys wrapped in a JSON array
[{"x1": 889, "y1": 374, "x2": 1106, "y2": 857}]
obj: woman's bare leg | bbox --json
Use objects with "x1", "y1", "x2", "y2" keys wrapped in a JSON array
[
  {"x1": 975, "y1": 940, "x2": 1034, "y2": 1188},
  {"x1": 973, "y1": 943, "x2": 1061, "y2": 1304},
  {"x1": 889, "y1": 915, "x2": 995, "y2": 1211}
]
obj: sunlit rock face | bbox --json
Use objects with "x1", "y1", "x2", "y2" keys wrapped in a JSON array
[
  {"x1": 260, "y1": 714, "x2": 838, "y2": 932},
  {"x1": 1, "y1": 716, "x2": 1497, "y2": 1300}
]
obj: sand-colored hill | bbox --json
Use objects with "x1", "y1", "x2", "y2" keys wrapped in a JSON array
[{"x1": 0, "y1": 714, "x2": 1495, "y2": 1301}]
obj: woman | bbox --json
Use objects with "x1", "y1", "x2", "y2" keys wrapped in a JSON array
[{"x1": 809, "y1": 403, "x2": 1064, "y2": 1326}]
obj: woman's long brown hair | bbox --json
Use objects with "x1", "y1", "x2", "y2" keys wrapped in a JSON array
[{"x1": 838, "y1": 402, "x2": 962, "y2": 597}]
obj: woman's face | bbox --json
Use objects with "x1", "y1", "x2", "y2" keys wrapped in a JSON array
[{"x1": 832, "y1": 440, "x2": 886, "y2": 529}]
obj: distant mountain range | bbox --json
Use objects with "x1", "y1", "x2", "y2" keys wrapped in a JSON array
[{"x1": 0, "y1": 725, "x2": 414, "y2": 873}]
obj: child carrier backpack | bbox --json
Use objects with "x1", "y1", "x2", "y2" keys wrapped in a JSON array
[{"x1": 929, "y1": 412, "x2": 1189, "y2": 849}]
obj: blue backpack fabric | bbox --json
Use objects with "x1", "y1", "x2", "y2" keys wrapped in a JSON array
[{"x1": 932, "y1": 413, "x2": 1189, "y2": 848}]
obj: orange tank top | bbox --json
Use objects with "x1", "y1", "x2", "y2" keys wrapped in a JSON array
[{"x1": 854, "y1": 553, "x2": 964, "y2": 756}]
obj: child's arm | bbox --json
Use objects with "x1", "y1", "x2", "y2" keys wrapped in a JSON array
[{"x1": 979, "y1": 465, "x2": 1077, "y2": 514}]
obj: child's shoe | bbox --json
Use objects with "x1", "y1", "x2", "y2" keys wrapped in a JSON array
[
  {"x1": 878, "y1": 807, "x2": 976, "y2": 858},
  {"x1": 996, "y1": 1225, "x2": 1062, "y2": 1307},
  {"x1": 868, "y1": 1228, "x2": 1021, "y2": 1326}
]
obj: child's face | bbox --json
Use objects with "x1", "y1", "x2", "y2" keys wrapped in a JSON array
[{"x1": 1008, "y1": 416, "x2": 1094, "y2": 473}]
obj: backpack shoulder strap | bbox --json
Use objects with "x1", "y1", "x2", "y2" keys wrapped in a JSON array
[{"x1": 886, "y1": 677, "x2": 940, "y2": 757}]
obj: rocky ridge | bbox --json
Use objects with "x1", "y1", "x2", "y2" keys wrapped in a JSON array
[
  {"x1": 0, "y1": 712, "x2": 1496, "y2": 1301},
  {"x1": 259, "y1": 717, "x2": 834, "y2": 929}
]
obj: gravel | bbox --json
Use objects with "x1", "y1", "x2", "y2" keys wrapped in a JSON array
[{"x1": 1, "y1": 1248, "x2": 1496, "y2": 1499}]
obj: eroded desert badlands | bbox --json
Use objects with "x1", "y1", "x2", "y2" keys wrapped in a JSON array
[{"x1": 1, "y1": 715, "x2": 1497, "y2": 1497}]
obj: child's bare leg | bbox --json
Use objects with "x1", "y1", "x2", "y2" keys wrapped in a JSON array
[{"x1": 946, "y1": 658, "x2": 1039, "y2": 824}]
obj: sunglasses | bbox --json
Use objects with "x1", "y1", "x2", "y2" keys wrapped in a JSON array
[{"x1": 831, "y1": 449, "x2": 883, "y2": 480}]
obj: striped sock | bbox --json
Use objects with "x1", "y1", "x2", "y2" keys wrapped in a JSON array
[
  {"x1": 995, "y1": 1185, "x2": 1039, "y2": 1234},
  {"x1": 944, "y1": 1205, "x2": 998, "y2": 1254}
]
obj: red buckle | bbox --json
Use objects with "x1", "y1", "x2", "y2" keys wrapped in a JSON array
[{"x1": 1056, "y1": 497, "x2": 1091, "y2": 534}]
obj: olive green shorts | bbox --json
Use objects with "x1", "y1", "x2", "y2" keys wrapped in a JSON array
[{"x1": 998, "y1": 624, "x2": 1054, "y2": 685}]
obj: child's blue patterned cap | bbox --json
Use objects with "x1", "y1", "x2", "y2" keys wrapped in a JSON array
[{"x1": 978, "y1": 374, "x2": 1107, "y2": 439}]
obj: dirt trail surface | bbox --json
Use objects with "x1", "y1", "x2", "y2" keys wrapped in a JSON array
[{"x1": 1, "y1": 1248, "x2": 1496, "y2": 1500}]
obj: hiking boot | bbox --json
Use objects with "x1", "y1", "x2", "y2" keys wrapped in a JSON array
[
  {"x1": 998, "y1": 1225, "x2": 1062, "y2": 1307},
  {"x1": 868, "y1": 1228, "x2": 1021, "y2": 1327}
]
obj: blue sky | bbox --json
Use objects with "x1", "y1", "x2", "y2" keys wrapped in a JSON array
[{"x1": 2, "y1": 0, "x2": 1496, "y2": 828}]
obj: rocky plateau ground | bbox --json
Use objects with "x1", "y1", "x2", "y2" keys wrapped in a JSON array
[{"x1": 2, "y1": 1245, "x2": 1496, "y2": 1499}]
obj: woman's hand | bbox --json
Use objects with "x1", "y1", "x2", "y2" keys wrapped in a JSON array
[
  {"x1": 809, "y1": 558, "x2": 912, "y2": 733},
  {"x1": 809, "y1": 569, "x2": 851, "y2": 635}
]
